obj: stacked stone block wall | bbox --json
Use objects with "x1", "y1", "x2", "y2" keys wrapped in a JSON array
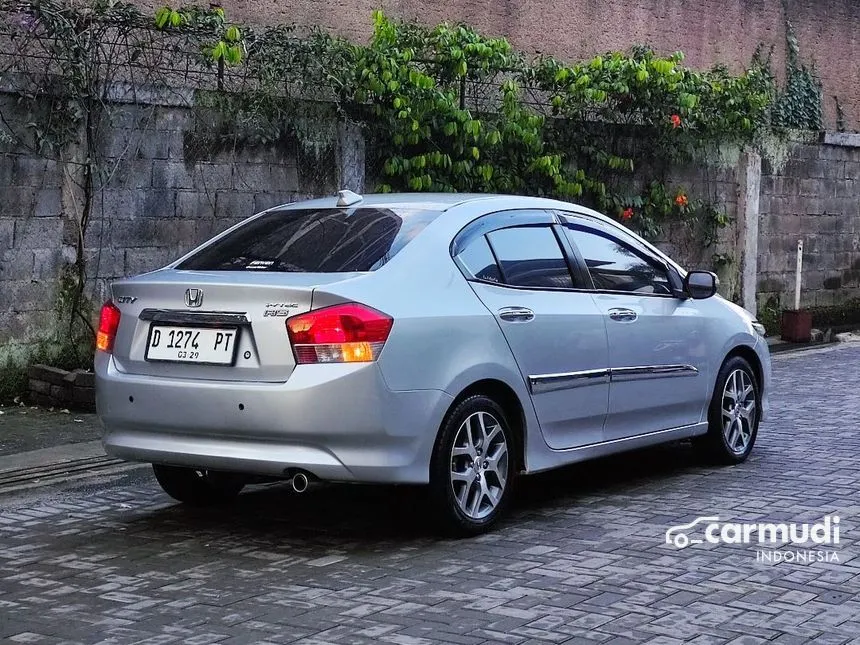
[
  {"x1": 0, "y1": 92, "x2": 334, "y2": 348},
  {"x1": 3, "y1": 90, "x2": 860, "y2": 354},
  {"x1": 758, "y1": 138, "x2": 860, "y2": 309}
]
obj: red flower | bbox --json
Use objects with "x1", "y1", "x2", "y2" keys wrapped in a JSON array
[
  {"x1": 621, "y1": 207, "x2": 634, "y2": 220},
  {"x1": 670, "y1": 114, "x2": 682, "y2": 128},
  {"x1": 675, "y1": 194, "x2": 688, "y2": 207}
]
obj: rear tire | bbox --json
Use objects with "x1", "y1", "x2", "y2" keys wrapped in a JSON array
[
  {"x1": 430, "y1": 395, "x2": 515, "y2": 537},
  {"x1": 695, "y1": 356, "x2": 760, "y2": 464},
  {"x1": 152, "y1": 464, "x2": 245, "y2": 505}
]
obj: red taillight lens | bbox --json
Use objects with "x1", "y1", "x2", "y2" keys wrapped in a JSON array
[
  {"x1": 286, "y1": 303, "x2": 393, "y2": 364},
  {"x1": 96, "y1": 300, "x2": 121, "y2": 353}
]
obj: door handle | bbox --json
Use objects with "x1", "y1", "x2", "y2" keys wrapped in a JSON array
[
  {"x1": 608, "y1": 308, "x2": 638, "y2": 322},
  {"x1": 498, "y1": 306, "x2": 535, "y2": 323}
]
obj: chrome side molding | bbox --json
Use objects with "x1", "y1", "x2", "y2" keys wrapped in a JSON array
[
  {"x1": 529, "y1": 368, "x2": 611, "y2": 394},
  {"x1": 529, "y1": 364, "x2": 698, "y2": 394},
  {"x1": 610, "y1": 364, "x2": 699, "y2": 381}
]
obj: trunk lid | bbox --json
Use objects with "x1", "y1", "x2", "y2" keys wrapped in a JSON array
[{"x1": 110, "y1": 270, "x2": 361, "y2": 382}]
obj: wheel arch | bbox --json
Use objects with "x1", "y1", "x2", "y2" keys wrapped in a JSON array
[
  {"x1": 723, "y1": 343, "x2": 763, "y2": 389},
  {"x1": 442, "y1": 378, "x2": 528, "y2": 474}
]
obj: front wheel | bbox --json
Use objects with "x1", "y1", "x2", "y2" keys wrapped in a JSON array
[
  {"x1": 429, "y1": 395, "x2": 515, "y2": 537},
  {"x1": 152, "y1": 464, "x2": 245, "y2": 505},
  {"x1": 696, "y1": 356, "x2": 761, "y2": 464}
]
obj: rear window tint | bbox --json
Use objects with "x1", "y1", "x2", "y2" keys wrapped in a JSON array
[
  {"x1": 455, "y1": 236, "x2": 502, "y2": 283},
  {"x1": 178, "y1": 207, "x2": 440, "y2": 273},
  {"x1": 487, "y1": 226, "x2": 574, "y2": 289}
]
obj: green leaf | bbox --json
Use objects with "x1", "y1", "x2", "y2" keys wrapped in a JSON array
[
  {"x1": 225, "y1": 26, "x2": 241, "y2": 42},
  {"x1": 154, "y1": 7, "x2": 171, "y2": 29},
  {"x1": 211, "y1": 41, "x2": 227, "y2": 61},
  {"x1": 679, "y1": 92, "x2": 697, "y2": 109},
  {"x1": 225, "y1": 45, "x2": 242, "y2": 65}
]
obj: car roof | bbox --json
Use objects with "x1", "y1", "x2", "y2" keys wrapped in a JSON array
[
  {"x1": 274, "y1": 192, "x2": 495, "y2": 212},
  {"x1": 273, "y1": 192, "x2": 604, "y2": 216}
]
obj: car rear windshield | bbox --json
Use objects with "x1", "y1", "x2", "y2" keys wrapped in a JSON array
[{"x1": 177, "y1": 207, "x2": 440, "y2": 273}]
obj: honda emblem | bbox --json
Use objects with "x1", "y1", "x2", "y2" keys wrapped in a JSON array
[{"x1": 184, "y1": 288, "x2": 203, "y2": 308}]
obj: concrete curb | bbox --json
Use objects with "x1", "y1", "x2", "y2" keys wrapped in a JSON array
[
  {"x1": 0, "y1": 440, "x2": 145, "y2": 495},
  {"x1": 0, "y1": 440, "x2": 107, "y2": 474}
]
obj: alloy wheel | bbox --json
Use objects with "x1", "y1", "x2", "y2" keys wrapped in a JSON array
[
  {"x1": 449, "y1": 411, "x2": 509, "y2": 520},
  {"x1": 721, "y1": 369, "x2": 757, "y2": 455}
]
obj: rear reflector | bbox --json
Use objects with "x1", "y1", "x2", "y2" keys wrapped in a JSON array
[
  {"x1": 286, "y1": 303, "x2": 393, "y2": 364},
  {"x1": 96, "y1": 300, "x2": 122, "y2": 353}
]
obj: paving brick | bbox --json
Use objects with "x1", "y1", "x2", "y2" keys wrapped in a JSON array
[{"x1": 2, "y1": 249, "x2": 860, "y2": 645}]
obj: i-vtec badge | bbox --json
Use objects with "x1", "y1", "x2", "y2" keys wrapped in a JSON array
[{"x1": 263, "y1": 303, "x2": 299, "y2": 317}]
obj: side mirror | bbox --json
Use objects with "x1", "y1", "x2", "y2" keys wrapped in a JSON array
[{"x1": 684, "y1": 270, "x2": 719, "y2": 300}]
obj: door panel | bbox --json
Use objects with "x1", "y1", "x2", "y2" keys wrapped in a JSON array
[
  {"x1": 453, "y1": 218, "x2": 611, "y2": 450},
  {"x1": 470, "y1": 283, "x2": 610, "y2": 449},
  {"x1": 562, "y1": 224, "x2": 708, "y2": 439},
  {"x1": 594, "y1": 293, "x2": 709, "y2": 439}
]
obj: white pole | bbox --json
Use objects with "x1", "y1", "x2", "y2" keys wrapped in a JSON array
[{"x1": 794, "y1": 239, "x2": 803, "y2": 311}]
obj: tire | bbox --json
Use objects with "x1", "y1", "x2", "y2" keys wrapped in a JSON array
[
  {"x1": 430, "y1": 395, "x2": 516, "y2": 537},
  {"x1": 695, "y1": 356, "x2": 761, "y2": 464},
  {"x1": 152, "y1": 464, "x2": 245, "y2": 505}
]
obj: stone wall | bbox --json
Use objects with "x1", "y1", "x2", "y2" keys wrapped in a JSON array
[
  {"x1": 758, "y1": 136, "x2": 860, "y2": 310},
  {"x1": 129, "y1": 0, "x2": 860, "y2": 131},
  {"x1": 0, "y1": 91, "x2": 338, "y2": 349},
  {"x1": 0, "y1": 91, "x2": 66, "y2": 348},
  {"x1": 653, "y1": 164, "x2": 741, "y2": 300},
  {"x1": 3, "y1": 89, "x2": 860, "y2": 355}
]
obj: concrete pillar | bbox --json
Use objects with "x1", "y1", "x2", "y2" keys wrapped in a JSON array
[
  {"x1": 737, "y1": 151, "x2": 761, "y2": 314},
  {"x1": 336, "y1": 121, "x2": 365, "y2": 194}
]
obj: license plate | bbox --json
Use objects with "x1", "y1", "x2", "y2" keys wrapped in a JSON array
[{"x1": 145, "y1": 325, "x2": 239, "y2": 365}]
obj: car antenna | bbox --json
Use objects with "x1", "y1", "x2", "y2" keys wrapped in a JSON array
[{"x1": 337, "y1": 189, "x2": 363, "y2": 207}]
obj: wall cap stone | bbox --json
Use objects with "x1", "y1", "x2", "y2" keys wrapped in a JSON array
[{"x1": 821, "y1": 132, "x2": 860, "y2": 148}]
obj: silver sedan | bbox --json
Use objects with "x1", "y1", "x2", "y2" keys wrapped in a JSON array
[{"x1": 95, "y1": 191, "x2": 770, "y2": 535}]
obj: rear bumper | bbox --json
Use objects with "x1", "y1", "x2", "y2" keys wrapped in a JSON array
[{"x1": 95, "y1": 354, "x2": 452, "y2": 483}]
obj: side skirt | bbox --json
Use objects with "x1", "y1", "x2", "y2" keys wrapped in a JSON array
[{"x1": 524, "y1": 421, "x2": 709, "y2": 474}]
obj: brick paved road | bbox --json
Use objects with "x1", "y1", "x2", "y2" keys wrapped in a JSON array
[{"x1": 1, "y1": 346, "x2": 859, "y2": 645}]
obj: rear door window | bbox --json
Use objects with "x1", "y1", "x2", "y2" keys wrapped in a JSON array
[
  {"x1": 486, "y1": 226, "x2": 575, "y2": 289},
  {"x1": 178, "y1": 207, "x2": 440, "y2": 272},
  {"x1": 454, "y1": 236, "x2": 503, "y2": 283}
]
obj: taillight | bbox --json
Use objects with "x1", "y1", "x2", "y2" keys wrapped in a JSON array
[
  {"x1": 286, "y1": 303, "x2": 393, "y2": 364},
  {"x1": 96, "y1": 300, "x2": 121, "y2": 353}
]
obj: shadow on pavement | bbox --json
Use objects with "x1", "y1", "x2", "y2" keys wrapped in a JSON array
[{"x1": 116, "y1": 440, "x2": 709, "y2": 549}]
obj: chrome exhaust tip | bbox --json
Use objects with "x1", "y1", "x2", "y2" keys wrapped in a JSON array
[{"x1": 291, "y1": 472, "x2": 309, "y2": 493}]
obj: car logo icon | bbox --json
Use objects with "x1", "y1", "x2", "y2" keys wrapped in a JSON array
[
  {"x1": 185, "y1": 288, "x2": 203, "y2": 308},
  {"x1": 665, "y1": 516, "x2": 720, "y2": 549}
]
